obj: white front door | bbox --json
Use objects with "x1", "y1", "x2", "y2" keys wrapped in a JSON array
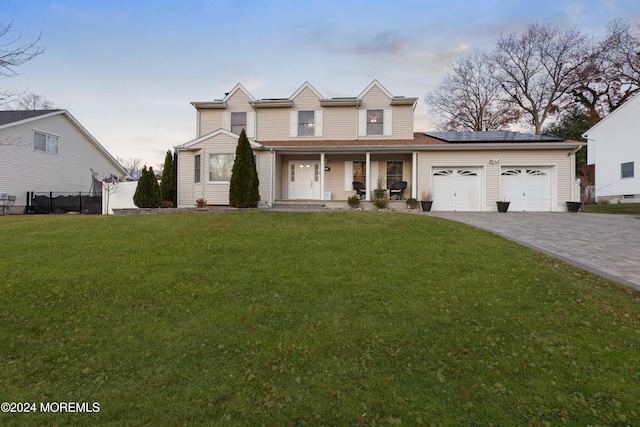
[
  {"x1": 288, "y1": 161, "x2": 321, "y2": 199},
  {"x1": 501, "y1": 168, "x2": 551, "y2": 211},
  {"x1": 432, "y1": 168, "x2": 482, "y2": 211}
]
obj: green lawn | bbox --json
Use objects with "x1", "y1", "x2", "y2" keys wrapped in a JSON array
[
  {"x1": 583, "y1": 202, "x2": 640, "y2": 215},
  {"x1": 1, "y1": 212, "x2": 639, "y2": 426}
]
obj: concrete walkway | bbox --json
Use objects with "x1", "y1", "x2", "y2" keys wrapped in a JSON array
[{"x1": 426, "y1": 212, "x2": 640, "y2": 291}]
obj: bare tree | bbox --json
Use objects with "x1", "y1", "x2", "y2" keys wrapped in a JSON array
[
  {"x1": 0, "y1": 22, "x2": 45, "y2": 106},
  {"x1": 493, "y1": 23, "x2": 588, "y2": 134},
  {"x1": 117, "y1": 157, "x2": 143, "y2": 180},
  {"x1": 603, "y1": 19, "x2": 640, "y2": 104},
  {"x1": 13, "y1": 91, "x2": 55, "y2": 110},
  {"x1": 425, "y1": 50, "x2": 520, "y2": 131}
]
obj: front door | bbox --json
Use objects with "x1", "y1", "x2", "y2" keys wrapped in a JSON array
[{"x1": 288, "y1": 161, "x2": 321, "y2": 199}]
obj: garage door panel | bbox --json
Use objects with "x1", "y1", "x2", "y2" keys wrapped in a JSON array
[
  {"x1": 501, "y1": 168, "x2": 550, "y2": 212},
  {"x1": 432, "y1": 168, "x2": 481, "y2": 211}
]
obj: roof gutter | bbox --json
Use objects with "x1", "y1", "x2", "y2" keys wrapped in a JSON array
[{"x1": 256, "y1": 141, "x2": 586, "y2": 152}]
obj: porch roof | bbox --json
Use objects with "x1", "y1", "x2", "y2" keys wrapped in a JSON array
[{"x1": 257, "y1": 132, "x2": 585, "y2": 152}]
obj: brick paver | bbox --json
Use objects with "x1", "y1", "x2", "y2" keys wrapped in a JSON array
[{"x1": 427, "y1": 212, "x2": 640, "y2": 291}]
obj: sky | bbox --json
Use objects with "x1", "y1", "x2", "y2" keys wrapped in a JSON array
[{"x1": 2, "y1": 0, "x2": 640, "y2": 168}]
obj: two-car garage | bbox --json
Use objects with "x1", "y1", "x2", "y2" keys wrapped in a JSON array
[{"x1": 430, "y1": 166, "x2": 552, "y2": 212}]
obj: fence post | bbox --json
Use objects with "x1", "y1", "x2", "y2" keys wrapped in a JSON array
[
  {"x1": 49, "y1": 191, "x2": 53, "y2": 214},
  {"x1": 79, "y1": 191, "x2": 82, "y2": 212}
]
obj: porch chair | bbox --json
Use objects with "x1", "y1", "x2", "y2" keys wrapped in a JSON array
[
  {"x1": 352, "y1": 181, "x2": 366, "y2": 200},
  {"x1": 389, "y1": 181, "x2": 407, "y2": 200}
]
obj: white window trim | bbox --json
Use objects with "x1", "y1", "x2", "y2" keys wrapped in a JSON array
[
  {"x1": 33, "y1": 130, "x2": 59, "y2": 155},
  {"x1": 291, "y1": 110, "x2": 323, "y2": 137},
  {"x1": 208, "y1": 153, "x2": 235, "y2": 183},
  {"x1": 358, "y1": 109, "x2": 392, "y2": 136}
]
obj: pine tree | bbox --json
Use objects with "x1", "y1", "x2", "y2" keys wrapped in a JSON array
[
  {"x1": 229, "y1": 129, "x2": 259, "y2": 208},
  {"x1": 133, "y1": 166, "x2": 161, "y2": 208},
  {"x1": 160, "y1": 150, "x2": 177, "y2": 207}
]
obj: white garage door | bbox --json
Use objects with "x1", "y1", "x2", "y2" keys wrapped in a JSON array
[
  {"x1": 432, "y1": 168, "x2": 482, "y2": 211},
  {"x1": 501, "y1": 168, "x2": 551, "y2": 211}
]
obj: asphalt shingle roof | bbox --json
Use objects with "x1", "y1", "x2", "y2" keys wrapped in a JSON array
[{"x1": 0, "y1": 110, "x2": 62, "y2": 127}]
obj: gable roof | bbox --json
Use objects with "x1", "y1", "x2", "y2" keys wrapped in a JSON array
[
  {"x1": 582, "y1": 90, "x2": 640, "y2": 138},
  {"x1": 425, "y1": 131, "x2": 565, "y2": 143},
  {"x1": 0, "y1": 109, "x2": 128, "y2": 177}
]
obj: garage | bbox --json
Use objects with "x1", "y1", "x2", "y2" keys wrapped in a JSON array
[
  {"x1": 501, "y1": 167, "x2": 551, "y2": 211},
  {"x1": 432, "y1": 168, "x2": 482, "y2": 211}
]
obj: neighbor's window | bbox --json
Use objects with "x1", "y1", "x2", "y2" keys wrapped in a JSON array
[
  {"x1": 230, "y1": 112, "x2": 247, "y2": 134},
  {"x1": 387, "y1": 161, "x2": 403, "y2": 188},
  {"x1": 353, "y1": 161, "x2": 366, "y2": 185},
  {"x1": 298, "y1": 111, "x2": 315, "y2": 136},
  {"x1": 209, "y1": 154, "x2": 234, "y2": 181},
  {"x1": 367, "y1": 110, "x2": 383, "y2": 135},
  {"x1": 621, "y1": 161, "x2": 634, "y2": 179},
  {"x1": 34, "y1": 131, "x2": 59, "y2": 154},
  {"x1": 194, "y1": 154, "x2": 201, "y2": 183}
]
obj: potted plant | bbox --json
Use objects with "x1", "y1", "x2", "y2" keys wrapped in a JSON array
[
  {"x1": 406, "y1": 197, "x2": 419, "y2": 209},
  {"x1": 496, "y1": 199, "x2": 510, "y2": 212},
  {"x1": 420, "y1": 190, "x2": 433, "y2": 212},
  {"x1": 566, "y1": 201, "x2": 582, "y2": 212}
]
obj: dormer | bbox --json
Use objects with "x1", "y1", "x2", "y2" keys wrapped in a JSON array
[
  {"x1": 191, "y1": 84, "x2": 257, "y2": 138},
  {"x1": 357, "y1": 80, "x2": 417, "y2": 139}
]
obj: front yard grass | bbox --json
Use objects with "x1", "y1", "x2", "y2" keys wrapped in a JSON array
[
  {"x1": 1, "y1": 211, "x2": 639, "y2": 426},
  {"x1": 583, "y1": 202, "x2": 640, "y2": 215}
]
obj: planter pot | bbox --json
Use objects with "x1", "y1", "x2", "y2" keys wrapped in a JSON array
[
  {"x1": 496, "y1": 201, "x2": 510, "y2": 212},
  {"x1": 566, "y1": 201, "x2": 582, "y2": 212},
  {"x1": 421, "y1": 201, "x2": 433, "y2": 212}
]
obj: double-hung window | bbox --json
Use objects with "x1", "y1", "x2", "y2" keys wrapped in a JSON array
[
  {"x1": 194, "y1": 154, "x2": 201, "y2": 183},
  {"x1": 386, "y1": 161, "x2": 403, "y2": 188},
  {"x1": 353, "y1": 161, "x2": 366, "y2": 184},
  {"x1": 209, "y1": 154, "x2": 234, "y2": 182},
  {"x1": 367, "y1": 110, "x2": 384, "y2": 135},
  {"x1": 621, "y1": 162, "x2": 634, "y2": 179},
  {"x1": 231, "y1": 112, "x2": 247, "y2": 134},
  {"x1": 298, "y1": 111, "x2": 315, "y2": 136},
  {"x1": 34, "y1": 131, "x2": 59, "y2": 154}
]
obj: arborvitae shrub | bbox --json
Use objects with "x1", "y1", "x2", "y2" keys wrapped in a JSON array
[
  {"x1": 160, "y1": 150, "x2": 177, "y2": 207},
  {"x1": 133, "y1": 166, "x2": 161, "y2": 208},
  {"x1": 229, "y1": 129, "x2": 259, "y2": 208}
]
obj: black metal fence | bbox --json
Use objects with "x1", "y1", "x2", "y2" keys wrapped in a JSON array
[{"x1": 26, "y1": 191, "x2": 102, "y2": 214}]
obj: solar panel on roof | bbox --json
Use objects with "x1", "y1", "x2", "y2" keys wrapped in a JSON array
[{"x1": 424, "y1": 131, "x2": 564, "y2": 143}]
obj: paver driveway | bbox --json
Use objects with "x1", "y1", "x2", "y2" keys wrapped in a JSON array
[{"x1": 426, "y1": 212, "x2": 640, "y2": 291}]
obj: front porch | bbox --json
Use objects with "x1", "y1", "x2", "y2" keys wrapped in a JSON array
[{"x1": 267, "y1": 150, "x2": 418, "y2": 205}]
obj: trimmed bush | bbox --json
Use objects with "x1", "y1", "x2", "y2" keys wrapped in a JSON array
[{"x1": 133, "y1": 166, "x2": 161, "y2": 208}]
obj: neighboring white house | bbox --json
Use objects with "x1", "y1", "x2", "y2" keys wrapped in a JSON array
[
  {"x1": 0, "y1": 110, "x2": 127, "y2": 214},
  {"x1": 583, "y1": 92, "x2": 640, "y2": 203},
  {"x1": 176, "y1": 81, "x2": 585, "y2": 211}
]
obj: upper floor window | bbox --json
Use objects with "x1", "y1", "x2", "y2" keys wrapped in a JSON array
[
  {"x1": 194, "y1": 154, "x2": 201, "y2": 183},
  {"x1": 209, "y1": 153, "x2": 234, "y2": 182},
  {"x1": 34, "y1": 131, "x2": 59, "y2": 154},
  {"x1": 298, "y1": 111, "x2": 315, "y2": 136},
  {"x1": 290, "y1": 110, "x2": 322, "y2": 137},
  {"x1": 621, "y1": 161, "x2": 634, "y2": 179},
  {"x1": 367, "y1": 110, "x2": 383, "y2": 135},
  {"x1": 230, "y1": 112, "x2": 246, "y2": 134}
]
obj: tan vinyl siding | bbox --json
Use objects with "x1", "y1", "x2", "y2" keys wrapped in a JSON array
[
  {"x1": 323, "y1": 107, "x2": 358, "y2": 140},
  {"x1": 198, "y1": 90, "x2": 253, "y2": 136},
  {"x1": 390, "y1": 105, "x2": 414, "y2": 139},
  {"x1": 256, "y1": 109, "x2": 290, "y2": 141},
  {"x1": 0, "y1": 114, "x2": 124, "y2": 211},
  {"x1": 177, "y1": 151, "x2": 197, "y2": 206},
  {"x1": 291, "y1": 87, "x2": 321, "y2": 110},
  {"x1": 256, "y1": 151, "x2": 270, "y2": 204}
]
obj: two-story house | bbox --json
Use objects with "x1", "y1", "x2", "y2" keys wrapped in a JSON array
[{"x1": 175, "y1": 81, "x2": 584, "y2": 211}]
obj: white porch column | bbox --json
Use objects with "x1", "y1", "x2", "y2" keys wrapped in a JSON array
[
  {"x1": 270, "y1": 149, "x2": 275, "y2": 207},
  {"x1": 320, "y1": 152, "x2": 325, "y2": 200},
  {"x1": 412, "y1": 151, "x2": 418, "y2": 199},
  {"x1": 365, "y1": 152, "x2": 371, "y2": 201}
]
